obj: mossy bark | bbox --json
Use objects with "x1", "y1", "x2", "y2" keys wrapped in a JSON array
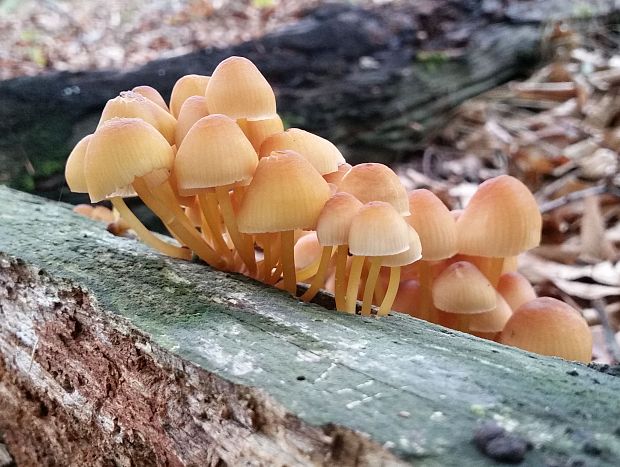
[{"x1": 1, "y1": 187, "x2": 620, "y2": 466}]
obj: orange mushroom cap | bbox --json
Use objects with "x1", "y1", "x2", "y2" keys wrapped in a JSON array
[
  {"x1": 432, "y1": 261, "x2": 496, "y2": 314},
  {"x1": 338, "y1": 163, "x2": 409, "y2": 216},
  {"x1": 457, "y1": 175, "x2": 542, "y2": 257},
  {"x1": 499, "y1": 297, "x2": 592, "y2": 363},
  {"x1": 407, "y1": 189, "x2": 458, "y2": 261},
  {"x1": 205, "y1": 56, "x2": 276, "y2": 121},
  {"x1": 259, "y1": 128, "x2": 346, "y2": 175},
  {"x1": 237, "y1": 150, "x2": 330, "y2": 233},
  {"x1": 98, "y1": 91, "x2": 176, "y2": 144}
]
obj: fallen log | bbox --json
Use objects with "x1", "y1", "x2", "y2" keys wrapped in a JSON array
[
  {"x1": 1, "y1": 0, "x2": 618, "y2": 203},
  {"x1": 1, "y1": 187, "x2": 620, "y2": 466}
]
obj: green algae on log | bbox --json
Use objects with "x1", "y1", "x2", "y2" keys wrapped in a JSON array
[{"x1": 1, "y1": 186, "x2": 620, "y2": 466}]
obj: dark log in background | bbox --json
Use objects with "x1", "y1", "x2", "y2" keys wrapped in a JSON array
[{"x1": 1, "y1": 0, "x2": 618, "y2": 206}]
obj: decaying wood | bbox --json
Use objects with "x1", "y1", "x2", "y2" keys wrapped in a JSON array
[
  {"x1": 1, "y1": 0, "x2": 618, "y2": 204},
  {"x1": 1, "y1": 187, "x2": 620, "y2": 466}
]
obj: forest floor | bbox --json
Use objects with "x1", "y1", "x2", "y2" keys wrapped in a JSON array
[
  {"x1": 0, "y1": 0, "x2": 390, "y2": 79},
  {"x1": 1, "y1": 0, "x2": 619, "y2": 364}
]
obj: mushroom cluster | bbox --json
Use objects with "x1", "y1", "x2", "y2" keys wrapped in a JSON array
[{"x1": 64, "y1": 56, "x2": 592, "y2": 363}]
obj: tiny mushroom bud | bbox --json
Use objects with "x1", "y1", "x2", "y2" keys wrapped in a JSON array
[{"x1": 499, "y1": 297, "x2": 592, "y2": 363}]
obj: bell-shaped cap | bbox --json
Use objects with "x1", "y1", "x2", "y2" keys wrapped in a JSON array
[
  {"x1": 407, "y1": 189, "x2": 458, "y2": 261},
  {"x1": 169, "y1": 74, "x2": 210, "y2": 118},
  {"x1": 497, "y1": 272, "x2": 537, "y2": 311},
  {"x1": 243, "y1": 115, "x2": 284, "y2": 152},
  {"x1": 499, "y1": 297, "x2": 592, "y2": 363},
  {"x1": 85, "y1": 118, "x2": 174, "y2": 202},
  {"x1": 132, "y1": 85, "x2": 169, "y2": 111},
  {"x1": 468, "y1": 293, "x2": 512, "y2": 333},
  {"x1": 206, "y1": 56, "x2": 276, "y2": 121},
  {"x1": 457, "y1": 175, "x2": 542, "y2": 257},
  {"x1": 316, "y1": 192, "x2": 363, "y2": 246},
  {"x1": 65, "y1": 134, "x2": 92, "y2": 193},
  {"x1": 381, "y1": 225, "x2": 423, "y2": 267},
  {"x1": 259, "y1": 128, "x2": 346, "y2": 175},
  {"x1": 175, "y1": 115, "x2": 258, "y2": 195},
  {"x1": 98, "y1": 91, "x2": 176, "y2": 144},
  {"x1": 175, "y1": 96, "x2": 210, "y2": 146},
  {"x1": 348, "y1": 202, "x2": 410, "y2": 257},
  {"x1": 237, "y1": 150, "x2": 330, "y2": 233},
  {"x1": 338, "y1": 163, "x2": 409, "y2": 216},
  {"x1": 432, "y1": 261, "x2": 496, "y2": 314}
]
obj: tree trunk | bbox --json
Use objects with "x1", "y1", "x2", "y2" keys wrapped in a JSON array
[
  {"x1": 1, "y1": 186, "x2": 619, "y2": 466},
  {"x1": 1, "y1": 1, "x2": 618, "y2": 203}
]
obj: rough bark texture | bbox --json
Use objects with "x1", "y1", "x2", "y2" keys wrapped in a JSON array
[
  {"x1": 1, "y1": 0, "x2": 618, "y2": 202},
  {"x1": 1, "y1": 188, "x2": 620, "y2": 466}
]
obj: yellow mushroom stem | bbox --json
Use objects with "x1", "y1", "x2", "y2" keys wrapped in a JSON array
[
  {"x1": 378, "y1": 266, "x2": 401, "y2": 316},
  {"x1": 334, "y1": 245, "x2": 349, "y2": 312},
  {"x1": 259, "y1": 233, "x2": 275, "y2": 282},
  {"x1": 215, "y1": 186, "x2": 257, "y2": 276},
  {"x1": 197, "y1": 192, "x2": 233, "y2": 262},
  {"x1": 345, "y1": 255, "x2": 365, "y2": 314},
  {"x1": 417, "y1": 260, "x2": 433, "y2": 322},
  {"x1": 132, "y1": 177, "x2": 226, "y2": 269},
  {"x1": 269, "y1": 261, "x2": 283, "y2": 286},
  {"x1": 361, "y1": 256, "x2": 382, "y2": 315},
  {"x1": 110, "y1": 197, "x2": 192, "y2": 260},
  {"x1": 199, "y1": 211, "x2": 215, "y2": 250},
  {"x1": 280, "y1": 230, "x2": 297, "y2": 295},
  {"x1": 301, "y1": 246, "x2": 333, "y2": 302}
]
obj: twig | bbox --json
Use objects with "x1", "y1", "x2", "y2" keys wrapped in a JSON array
[
  {"x1": 593, "y1": 298, "x2": 620, "y2": 364},
  {"x1": 539, "y1": 184, "x2": 614, "y2": 213},
  {"x1": 28, "y1": 337, "x2": 39, "y2": 373}
]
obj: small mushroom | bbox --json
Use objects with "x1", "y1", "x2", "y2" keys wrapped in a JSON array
[
  {"x1": 457, "y1": 175, "x2": 541, "y2": 286},
  {"x1": 499, "y1": 297, "x2": 592, "y2": 363},
  {"x1": 301, "y1": 192, "x2": 363, "y2": 305},
  {"x1": 237, "y1": 150, "x2": 330, "y2": 294},
  {"x1": 432, "y1": 261, "x2": 496, "y2": 331},
  {"x1": 346, "y1": 202, "x2": 411, "y2": 314},
  {"x1": 175, "y1": 114, "x2": 259, "y2": 273}
]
